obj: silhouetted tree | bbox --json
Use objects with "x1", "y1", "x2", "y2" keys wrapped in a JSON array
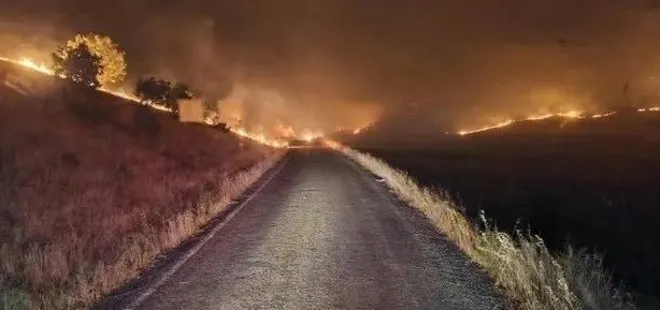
[
  {"x1": 134, "y1": 77, "x2": 159, "y2": 104},
  {"x1": 166, "y1": 82, "x2": 193, "y2": 113},
  {"x1": 134, "y1": 77, "x2": 193, "y2": 114},
  {"x1": 52, "y1": 44, "x2": 102, "y2": 88},
  {"x1": 64, "y1": 33, "x2": 127, "y2": 86}
]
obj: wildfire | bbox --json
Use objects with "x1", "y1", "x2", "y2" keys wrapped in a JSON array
[
  {"x1": 457, "y1": 111, "x2": 590, "y2": 136},
  {"x1": 229, "y1": 127, "x2": 289, "y2": 148},
  {"x1": 638, "y1": 107, "x2": 660, "y2": 112},
  {"x1": 456, "y1": 107, "x2": 660, "y2": 136},
  {"x1": 17, "y1": 57, "x2": 55, "y2": 75},
  {"x1": 300, "y1": 131, "x2": 324, "y2": 142},
  {"x1": 274, "y1": 122, "x2": 296, "y2": 138},
  {"x1": 1, "y1": 55, "x2": 294, "y2": 147},
  {"x1": 352, "y1": 123, "x2": 373, "y2": 135},
  {"x1": 457, "y1": 119, "x2": 514, "y2": 136},
  {"x1": 334, "y1": 121, "x2": 375, "y2": 136},
  {"x1": 324, "y1": 139, "x2": 343, "y2": 150},
  {"x1": 591, "y1": 111, "x2": 617, "y2": 118}
]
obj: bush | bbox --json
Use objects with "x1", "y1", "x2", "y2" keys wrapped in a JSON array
[{"x1": 134, "y1": 77, "x2": 193, "y2": 114}]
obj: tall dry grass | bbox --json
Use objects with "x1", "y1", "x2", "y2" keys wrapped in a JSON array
[
  {"x1": 341, "y1": 147, "x2": 635, "y2": 310},
  {"x1": 0, "y1": 77, "x2": 284, "y2": 309}
]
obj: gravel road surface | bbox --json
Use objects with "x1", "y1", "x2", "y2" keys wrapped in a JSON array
[{"x1": 102, "y1": 148, "x2": 504, "y2": 310}]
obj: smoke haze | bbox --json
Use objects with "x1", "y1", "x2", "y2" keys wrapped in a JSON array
[{"x1": 3, "y1": 0, "x2": 660, "y2": 141}]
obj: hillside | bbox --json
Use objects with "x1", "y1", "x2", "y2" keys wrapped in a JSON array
[
  {"x1": 0, "y1": 61, "x2": 283, "y2": 309},
  {"x1": 357, "y1": 112, "x2": 660, "y2": 308},
  {"x1": 463, "y1": 111, "x2": 660, "y2": 140}
]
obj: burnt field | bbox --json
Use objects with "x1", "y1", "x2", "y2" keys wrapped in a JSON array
[{"x1": 358, "y1": 113, "x2": 660, "y2": 305}]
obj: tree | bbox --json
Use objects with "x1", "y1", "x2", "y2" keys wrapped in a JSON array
[
  {"x1": 168, "y1": 82, "x2": 193, "y2": 112},
  {"x1": 52, "y1": 43, "x2": 101, "y2": 88},
  {"x1": 63, "y1": 33, "x2": 127, "y2": 87},
  {"x1": 134, "y1": 77, "x2": 159, "y2": 104},
  {"x1": 134, "y1": 77, "x2": 193, "y2": 114}
]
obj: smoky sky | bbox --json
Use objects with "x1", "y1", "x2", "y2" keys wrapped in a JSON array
[{"x1": 3, "y1": 0, "x2": 660, "y2": 139}]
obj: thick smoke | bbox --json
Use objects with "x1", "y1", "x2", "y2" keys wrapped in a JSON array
[{"x1": 3, "y1": 1, "x2": 660, "y2": 142}]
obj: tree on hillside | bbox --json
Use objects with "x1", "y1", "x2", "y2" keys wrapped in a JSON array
[
  {"x1": 168, "y1": 82, "x2": 193, "y2": 111},
  {"x1": 134, "y1": 77, "x2": 160, "y2": 103},
  {"x1": 134, "y1": 77, "x2": 193, "y2": 114},
  {"x1": 52, "y1": 43, "x2": 102, "y2": 88},
  {"x1": 63, "y1": 33, "x2": 127, "y2": 87}
]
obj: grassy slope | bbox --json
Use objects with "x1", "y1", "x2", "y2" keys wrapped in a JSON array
[
  {"x1": 358, "y1": 114, "x2": 660, "y2": 308},
  {"x1": 342, "y1": 147, "x2": 635, "y2": 310},
  {"x1": 0, "y1": 62, "x2": 283, "y2": 309}
]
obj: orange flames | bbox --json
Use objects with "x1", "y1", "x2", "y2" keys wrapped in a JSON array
[
  {"x1": 1, "y1": 55, "x2": 145, "y2": 103},
  {"x1": 16, "y1": 57, "x2": 55, "y2": 75},
  {"x1": 458, "y1": 110, "x2": 585, "y2": 135},
  {"x1": 274, "y1": 122, "x2": 296, "y2": 139},
  {"x1": 334, "y1": 120, "x2": 375, "y2": 136},
  {"x1": 1, "y1": 55, "x2": 293, "y2": 147},
  {"x1": 638, "y1": 107, "x2": 660, "y2": 112},
  {"x1": 300, "y1": 131, "x2": 324, "y2": 142},
  {"x1": 20, "y1": 54, "x2": 657, "y2": 144},
  {"x1": 229, "y1": 127, "x2": 289, "y2": 148},
  {"x1": 590, "y1": 111, "x2": 617, "y2": 119},
  {"x1": 351, "y1": 123, "x2": 373, "y2": 135},
  {"x1": 457, "y1": 107, "x2": 660, "y2": 136}
]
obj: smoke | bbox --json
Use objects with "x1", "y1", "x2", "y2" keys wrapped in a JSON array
[{"x1": 3, "y1": 0, "x2": 660, "y2": 142}]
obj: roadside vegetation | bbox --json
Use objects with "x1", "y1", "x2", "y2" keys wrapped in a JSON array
[
  {"x1": 134, "y1": 76, "x2": 193, "y2": 115},
  {"x1": 340, "y1": 147, "x2": 635, "y2": 310},
  {"x1": 0, "y1": 36, "x2": 283, "y2": 308}
]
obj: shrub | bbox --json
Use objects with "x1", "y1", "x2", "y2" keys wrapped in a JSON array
[{"x1": 134, "y1": 77, "x2": 193, "y2": 114}]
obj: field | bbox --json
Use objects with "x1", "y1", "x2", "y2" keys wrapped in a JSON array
[
  {"x1": 0, "y1": 61, "x2": 282, "y2": 309},
  {"x1": 358, "y1": 114, "x2": 660, "y2": 307}
]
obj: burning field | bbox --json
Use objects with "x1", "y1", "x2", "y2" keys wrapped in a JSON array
[
  {"x1": 5, "y1": 0, "x2": 660, "y2": 308},
  {"x1": 0, "y1": 57, "x2": 287, "y2": 308},
  {"x1": 357, "y1": 112, "x2": 660, "y2": 308},
  {"x1": 0, "y1": 53, "x2": 378, "y2": 148},
  {"x1": 456, "y1": 109, "x2": 659, "y2": 136}
]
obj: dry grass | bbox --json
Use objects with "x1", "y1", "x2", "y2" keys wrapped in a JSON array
[
  {"x1": 341, "y1": 147, "x2": 635, "y2": 310},
  {"x1": 0, "y1": 67, "x2": 284, "y2": 309}
]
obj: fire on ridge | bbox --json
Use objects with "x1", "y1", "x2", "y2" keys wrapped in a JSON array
[
  {"x1": 0, "y1": 55, "x2": 348, "y2": 148},
  {"x1": 456, "y1": 109, "x2": 659, "y2": 136}
]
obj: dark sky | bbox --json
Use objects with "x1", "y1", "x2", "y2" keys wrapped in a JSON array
[{"x1": 2, "y1": 1, "x2": 660, "y2": 139}]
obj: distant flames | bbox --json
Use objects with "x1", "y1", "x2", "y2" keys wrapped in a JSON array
[
  {"x1": 274, "y1": 122, "x2": 296, "y2": 139},
  {"x1": 300, "y1": 131, "x2": 324, "y2": 142},
  {"x1": 229, "y1": 127, "x2": 290, "y2": 148},
  {"x1": 17, "y1": 54, "x2": 647, "y2": 143},
  {"x1": 1, "y1": 55, "x2": 353, "y2": 148},
  {"x1": 457, "y1": 110, "x2": 583, "y2": 136},
  {"x1": 638, "y1": 107, "x2": 660, "y2": 112},
  {"x1": 457, "y1": 108, "x2": 660, "y2": 136},
  {"x1": 334, "y1": 120, "x2": 374, "y2": 136},
  {"x1": 351, "y1": 123, "x2": 372, "y2": 135}
]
